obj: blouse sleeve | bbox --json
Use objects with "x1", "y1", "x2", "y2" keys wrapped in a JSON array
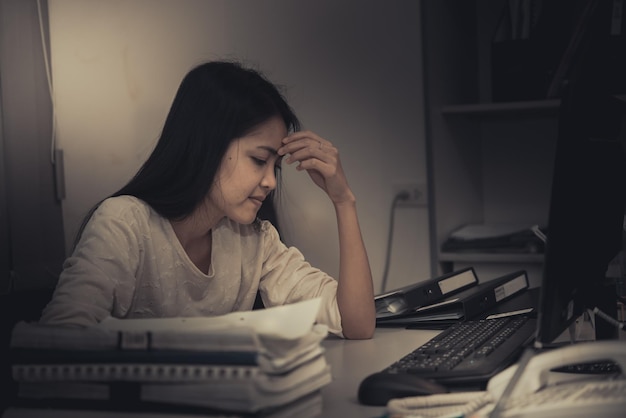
[
  {"x1": 258, "y1": 221, "x2": 343, "y2": 337},
  {"x1": 39, "y1": 199, "x2": 143, "y2": 327}
]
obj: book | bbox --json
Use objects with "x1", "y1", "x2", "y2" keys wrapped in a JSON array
[
  {"x1": 11, "y1": 344, "x2": 326, "y2": 383},
  {"x1": 10, "y1": 324, "x2": 328, "y2": 377},
  {"x1": 378, "y1": 270, "x2": 530, "y2": 328},
  {"x1": 10, "y1": 298, "x2": 323, "y2": 354},
  {"x1": 11, "y1": 355, "x2": 331, "y2": 414},
  {"x1": 375, "y1": 267, "x2": 478, "y2": 320},
  {"x1": 96, "y1": 297, "x2": 322, "y2": 340},
  {"x1": 10, "y1": 298, "x2": 326, "y2": 370},
  {"x1": 7, "y1": 299, "x2": 331, "y2": 415},
  {"x1": 5, "y1": 390, "x2": 324, "y2": 418}
]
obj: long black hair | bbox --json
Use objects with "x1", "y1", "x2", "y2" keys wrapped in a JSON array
[
  {"x1": 113, "y1": 61, "x2": 300, "y2": 219},
  {"x1": 75, "y1": 61, "x2": 299, "y2": 247}
]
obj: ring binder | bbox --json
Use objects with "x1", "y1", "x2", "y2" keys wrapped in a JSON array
[{"x1": 375, "y1": 267, "x2": 479, "y2": 321}]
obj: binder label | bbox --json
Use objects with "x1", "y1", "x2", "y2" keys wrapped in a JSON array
[
  {"x1": 439, "y1": 269, "x2": 477, "y2": 294},
  {"x1": 494, "y1": 273, "x2": 527, "y2": 302}
]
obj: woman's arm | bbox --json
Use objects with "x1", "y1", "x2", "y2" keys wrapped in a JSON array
[
  {"x1": 333, "y1": 198, "x2": 376, "y2": 339},
  {"x1": 279, "y1": 131, "x2": 375, "y2": 339}
]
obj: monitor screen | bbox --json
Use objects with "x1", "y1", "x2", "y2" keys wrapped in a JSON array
[{"x1": 535, "y1": 85, "x2": 626, "y2": 347}]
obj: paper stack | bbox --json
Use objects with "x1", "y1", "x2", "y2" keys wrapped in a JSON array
[{"x1": 6, "y1": 299, "x2": 329, "y2": 417}]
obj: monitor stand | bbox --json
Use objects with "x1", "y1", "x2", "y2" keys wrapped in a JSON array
[
  {"x1": 591, "y1": 279, "x2": 621, "y2": 341},
  {"x1": 565, "y1": 279, "x2": 622, "y2": 344}
]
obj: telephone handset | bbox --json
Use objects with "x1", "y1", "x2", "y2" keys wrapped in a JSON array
[
  {"x1": 385, "y1": 340, "x2": 626, "y2": 418},
  {"x1": 484, "y1": 339, "x2": 626, "y2": 417},
  {"x1": 487, "y1": 339, "x2": 626, "y2": 397}
]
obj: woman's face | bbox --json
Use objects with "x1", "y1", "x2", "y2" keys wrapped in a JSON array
[{"x1": 207, "y1": 116, "x2": 287, "y2": 225}]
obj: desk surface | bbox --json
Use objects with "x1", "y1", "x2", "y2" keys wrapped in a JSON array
[
  {"x1": 2, "y1": 327, "x2": 441, "y2": 418},
  {"x1": 321, "y1": 327, "x2": 440, "y2": 417}
]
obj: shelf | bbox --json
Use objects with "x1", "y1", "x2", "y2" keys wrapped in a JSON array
[
  {"x1": 441, "y1": 95, "x2": 626, "y2": 118},
  {"x1": 441, "y1": 99, "x2": 561, "y2": 117},
  {"x1": 438, "y1": 252, "x2": 545, "y2": 264}
]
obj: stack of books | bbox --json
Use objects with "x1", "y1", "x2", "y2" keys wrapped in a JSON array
[{"x1": 6, "y1": 299, "x2": 329, "y2": 417}]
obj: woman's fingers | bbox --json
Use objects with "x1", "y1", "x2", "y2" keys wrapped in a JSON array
[{"x1": 278, "y1": 131, "x2": 353, "y2": 203}]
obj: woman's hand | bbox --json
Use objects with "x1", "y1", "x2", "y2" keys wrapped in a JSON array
[
  {"x1": 278, "y1": 131, "x2": 355, "y2": 205},
  {"x1": 279, "y1": 130, "x2": 375, "y2": 339}
]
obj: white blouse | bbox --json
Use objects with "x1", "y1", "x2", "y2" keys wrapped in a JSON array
[{"x1": 40, "y1": 196, "x2": 343, "y2": 336}]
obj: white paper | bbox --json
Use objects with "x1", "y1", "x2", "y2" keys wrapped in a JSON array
[
  {"x1": 97, "y1": 298, "x2": 322, "y2": 340},
  {"x1": 450, "y1": 223, "x2": 534, "y2": 240}
]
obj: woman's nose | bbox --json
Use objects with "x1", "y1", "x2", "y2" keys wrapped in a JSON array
[{"x1": 261, "y1": 166, "x2": 277, "y2": 190}]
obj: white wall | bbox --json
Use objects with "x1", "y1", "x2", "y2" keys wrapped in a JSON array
[{"x1": 48, "y1": 0, "x2": 430, "y2": 293}]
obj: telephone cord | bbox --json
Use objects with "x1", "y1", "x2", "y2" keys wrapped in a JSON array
[{"x1": 386, "y1": 391, "x2": 493, "y2": 417}]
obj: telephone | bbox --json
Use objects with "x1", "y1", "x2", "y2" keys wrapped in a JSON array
[{"x1": 385, "y1": 340, "x2": 626, "y2": 418}]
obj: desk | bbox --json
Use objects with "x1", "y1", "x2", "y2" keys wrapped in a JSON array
[
  {"x1": 2, "y1": 327, "x2": 441, "y2": 418},
  {"x1": 321, "y1": 327, "x2": 440, "y2": 417}
]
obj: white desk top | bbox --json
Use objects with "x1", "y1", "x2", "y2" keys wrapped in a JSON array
[{"x1": 320, "y1": 327, "x2": 440, "y2": 417}]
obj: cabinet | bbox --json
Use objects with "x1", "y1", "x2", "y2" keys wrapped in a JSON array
[
  {"x1": 421, "y1": 0, "x2": 567, "y2": 287},
  {"x1": 423, "y1": 0, "x2": 626, "y2": 287}
]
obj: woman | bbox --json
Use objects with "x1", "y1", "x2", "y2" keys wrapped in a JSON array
[{"x1": 40, "y1": 61, "x2": 375, "y2": 339}]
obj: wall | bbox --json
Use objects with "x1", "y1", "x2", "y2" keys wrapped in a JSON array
[{"x1": 47, "y1": 0, "x2": 430, "y2": 293}]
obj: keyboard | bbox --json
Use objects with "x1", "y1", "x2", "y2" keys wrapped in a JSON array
[{"x1": 380, "y1": 315, "x2": 537, "y2": 386}]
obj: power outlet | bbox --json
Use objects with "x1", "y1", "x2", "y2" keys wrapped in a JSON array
[{"x1": 393, "y1": 183, "x2": 427, "y2": 207}]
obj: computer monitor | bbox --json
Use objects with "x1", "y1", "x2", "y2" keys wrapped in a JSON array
[{"x1": 535, "y1": 85, "x2": 626, "y2": 348}]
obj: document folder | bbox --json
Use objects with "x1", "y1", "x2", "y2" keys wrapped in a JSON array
[
  {"x1": 375, "y1": 267, "x2": 478, "y2": 321},
  {"x1": 379, "y1": 270, "x2": 529, "y2": 328}
]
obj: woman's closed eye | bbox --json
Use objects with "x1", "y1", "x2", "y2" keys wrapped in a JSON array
[
  {"x1": 252, "y1": 155, "x2": 282, "y2": 170},
  {"x1": 252, "y1": 157, "x2": 269, "y2": 167}
]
